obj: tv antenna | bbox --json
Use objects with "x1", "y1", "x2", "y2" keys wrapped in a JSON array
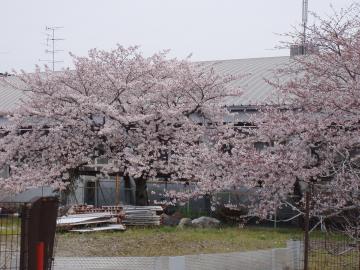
[
  {"x1": 39, "y1": 26, "x2": 64, "y2": 71},
  {"x1": 302, "y1": 0, "x2": 309, "y2": 45}
]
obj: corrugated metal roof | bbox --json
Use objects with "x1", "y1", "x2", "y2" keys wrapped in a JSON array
[
  {"x1": 199, "y1": 56, "x2": 290, "y2": 106},
  {"x1": 0, "y1": 116, "x2": 9, "y2": 127},
  {"x1": 0, "y1": 56, "x2": 290, "y2": 114},
  {"x1": 0, "y1": 76, "x2": 28, "y2": 114}
]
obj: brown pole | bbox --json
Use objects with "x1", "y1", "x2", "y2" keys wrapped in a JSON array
[
  {"x1": 115, "y1": 174, "x2": 120, "y2": 205},
  {"x1": 358, "y1": 244, "x2": 360, "y2": 270},
  {"x1": 303, "y1": 189, "x2": 310, "y2": 270}
]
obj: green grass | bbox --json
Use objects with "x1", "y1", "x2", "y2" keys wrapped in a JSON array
[
  {"x1": 56, "y1": 226, "x2": 302, "y2": 257},
  {"x1": 306, "y1": 233, "x2": 360, "y2": 270},
  {"x1": 0, "y1": 217, "x2": 20, "y2": 235},
  {"x1": 309, "y1": 249, "x2": 359, "y2": 270}
]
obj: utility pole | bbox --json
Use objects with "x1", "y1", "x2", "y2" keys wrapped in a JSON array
[
  {"x1": 115, "y1": 173, "x2": 120, "y2": 205},
  {"x1": 303, "y1": 188, "x2": 310, "y2": 270},
  {"x1": 290, "y1": 0, "x2": 310, "y2": 57}
]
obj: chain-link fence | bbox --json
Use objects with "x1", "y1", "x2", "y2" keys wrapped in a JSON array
[
  {"x1": 53, "y1": 240, "x2": 303, "y2": 270},
  {"x1": 0, "y1": 202, "x2": 21, "y2": 270},
  {"x1": 61, "y1": 179, "x2": 135, "y2": 206},
  {"x1": 0, "y1": 197, "x2": 59, "y2": 270},
  {"x1": 60, "y1": 178, "x2": 301, "y2": 227},
  {"x1": 305, "y1": 230, "x2": 359, "y2": 269},
  {"x1": 301, "y1": 189, "x2": 360, "y2": 270},
  {"x1": 60, "y1": 179, "x2": 214, "y2": 217}
]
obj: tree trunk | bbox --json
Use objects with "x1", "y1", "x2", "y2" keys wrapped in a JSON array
[
  {"x1": 123, "y1": 175, "x2": 135, "y2": 205},
  {"x1": 204, "y1": 193, "x2": 212, "y2": 216},
  {"x1": 135, "y1": 177, "x2": 149, "y2": 206}
]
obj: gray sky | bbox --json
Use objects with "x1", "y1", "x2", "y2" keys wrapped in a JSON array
[{"x1": 0, "y1": 0, "x2": 354, "y2": 72}]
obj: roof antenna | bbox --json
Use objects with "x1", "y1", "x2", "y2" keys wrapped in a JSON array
[
  {"x1": 39, "y1": 26, "x2": 65, "y2": 71},
  {"x1": 302, "y1": 0, "x2": 309, "y2": 45},
  {"x1": 290, "y1": 0, "x2": 309, "y2": 57}
]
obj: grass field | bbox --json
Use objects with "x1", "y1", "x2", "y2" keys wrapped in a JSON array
[
  {"x1": 0, "y1": 217, "x2": 20, "y2": 235},
  {"x1": 309, "y1": 250, "x2": 359, "y2": 270},
  {"x1": 55, "y1": 226, "x2": 302, "y2": 257},
  {"x1": 2, "y1": 222, "x2": 358, "y2": 268}
]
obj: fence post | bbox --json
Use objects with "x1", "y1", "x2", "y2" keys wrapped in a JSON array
[
  {"x1": 20, "y1": 197, "x2": 59, "y2": 270},
  {"x1": 20, "y1": 202, "x2": 31, "y2": 270},
  {"x1": 303, "y1": 190, "x2": 310, "y2": 270},
  {"x1": 36, "y1": 242, "x2": 45, "y2": 270}
]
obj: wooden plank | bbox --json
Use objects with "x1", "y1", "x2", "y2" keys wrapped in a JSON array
[
  {"x1": 57, "y1": 213, "x2": 116, "y2": 226},
  {"x1": 57, "y1": 218, "x2": 118, "y2": 227},
  {"x1": 70, "y1": 224, "x2": 126, "y2": 232}
]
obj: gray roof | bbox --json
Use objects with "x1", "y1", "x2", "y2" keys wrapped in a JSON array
[
  {"x1": 0, "y1": 56, "x2": 290, "y2": 115},
  {"x1": 0, "y1": 76, "x2": 28, "y2": 114},
  {"x1": 200, "y1": 56, "x2": 290, "y2": 106}
]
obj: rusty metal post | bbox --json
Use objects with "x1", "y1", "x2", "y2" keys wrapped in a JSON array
[
  {"x1": 115, "y1": 174, "x2": 120, "y2": 205},
  {"x1": 20, "y1": 202, "x2": 31, "y2": 270},
  {"x1": 303, "y1": 189, "x2": 310, "y2": 270},
  {"x1": 358, "y1": 243, "x2": 360, "y2": 270},
  {"x1": 20, "y1": 197, "x2": 59, "y2": 270}
]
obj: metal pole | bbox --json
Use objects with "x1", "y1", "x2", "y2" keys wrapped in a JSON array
[
  {"x1": 303, "y1": 189, "x2": 310, "y2": 270},
  {"x1": 302, "y1": 0, "x2": 309, "y2": 55},
  {"x1": 274, "y1": 208, "x2": 277, "y2": 229},
  {"x1": 52, "y1": 29, "x2": 55, "y2": 71},
  {"x1": 358, "y1": 241, "x2": 360, "y2": 270},
  {"x1": 115, "y1": 174, "x2": 120, "y2": 205},
  {"x1": 302, "y1": 0, "x2": 308, "y2": 45},
  {"x1": 187, "y1": 200, "x2": 190, "y2": 217},
  {"x1": 95, "y1": 179, "x2": 98, "y2": 207}
]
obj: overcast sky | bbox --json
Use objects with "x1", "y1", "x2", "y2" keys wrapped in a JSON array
[{"x1": 0, "y1": 0, "x2": 354, "y2": 72}]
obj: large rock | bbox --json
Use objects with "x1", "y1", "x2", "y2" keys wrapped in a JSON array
[
  {"x1": 161, "y1": 212, "x2": 183, "y2": 226},
  {"x1": 191, "y1": 216, "x2": 220, "y2": 228},
  {"x1": 177, "y1": 218, "x2": 192, "y2": 229}
]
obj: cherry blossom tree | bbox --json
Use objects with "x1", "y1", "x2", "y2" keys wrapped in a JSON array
[
  {"x1": 257, "y1": 4, "x2": 360, "y2": 220},
  {"x1": 0, "y1": 45, "x2": 241, "y2": 205},
  {"x1": 186, "y1": 4, "x2": 360, "y2": 225}
]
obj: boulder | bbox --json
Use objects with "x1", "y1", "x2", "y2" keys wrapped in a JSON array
[
  {"x1": 191, "y1": 216, "x2": 220, "y2": 228},
  {"x1": 161, "y1": 212, "x2": 183, "y2": 226},
  {"x1": 177, "y1": 218, "x2": 192, "y2": 229}
]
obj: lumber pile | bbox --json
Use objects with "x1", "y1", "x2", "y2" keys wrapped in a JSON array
[
  {"x1": 57, "y1": 204, "x2": 164, "y2": 229},
  {"x1": 71, "y1": 204, "x2": 123, "y2": 215},
  {"x1": 70, "y1": 224, "x2": 125, "y2": 232},
  {"x1": 122, "y1": 205, "x2": 163, "y2": 226},
  {"x1": 56, "y1": 211, "x2": 125, "y2": 232}
]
